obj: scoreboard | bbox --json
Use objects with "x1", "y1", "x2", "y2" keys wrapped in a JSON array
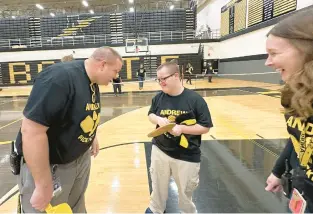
[
  {"x1": 221, "y1": 0, "x2": 247, "y2": 36},
  {"x1": 248, "y1": 0, "x2": 297, "y2": 27},
  {"x1": 221, "y1": 0, "x2": 297, "y2": 36}
]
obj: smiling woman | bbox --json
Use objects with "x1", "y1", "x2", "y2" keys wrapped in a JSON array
[
  {"x1": 265, "y1": 8, "x2": 313, "y2": 118},
  {"x1": 264, "y1": 7, "x2": 313, "y2": 213}
]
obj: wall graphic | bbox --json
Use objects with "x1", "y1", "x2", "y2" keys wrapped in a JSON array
[{"x1": 0, "y1": 54, "x2": 202, "y2": 85}]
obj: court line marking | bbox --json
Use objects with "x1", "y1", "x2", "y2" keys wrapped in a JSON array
[
  {"x1": 0, "y1": 141, "x2": 11, "y2": 145},
  {"x1": 99, "y1": 142, "x2": 146, "y2": 150},
  {"x1": 0, "y1": 185, "x2": 18, "y2": 206},
  {"x1": 256, "y1": 134, "x2": 264, "y2": 139},
  {"x1": 235, "y1": 88, "x2": 281, "y2": 100},
  {"x1": 0, "y1": 117, "x2": 23, "y2": 131}
]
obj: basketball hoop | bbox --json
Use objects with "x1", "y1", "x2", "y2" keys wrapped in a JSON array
[{"x1": 125, "y1": 38, "x2": 148, "y2": 53}]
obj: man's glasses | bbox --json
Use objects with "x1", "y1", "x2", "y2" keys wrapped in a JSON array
[{"x1": 155, "y1": 73, "x2": 176, "y2": 83}]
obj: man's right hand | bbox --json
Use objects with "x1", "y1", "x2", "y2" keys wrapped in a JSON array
[
  {"x1": 30, "y1": 184, "x2": 53, "y2": 211},
  {"x1": 157, "y1": 117, "x2": 170, "y2": 127},
  {"x1": 265, "y1": 173, "x2": 282, "y2": 193}
]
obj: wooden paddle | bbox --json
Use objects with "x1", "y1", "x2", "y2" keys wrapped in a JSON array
[
  {"x1": 45, "y1": 203, "x2": 72, "y2": 214},
  {"x1": 147, "y1": 123, "x2": 176, "y2": 137}
]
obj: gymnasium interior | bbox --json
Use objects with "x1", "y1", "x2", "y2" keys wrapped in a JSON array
[{"x1": 0, "y1": 0, "x2": 313, "y2": 213}]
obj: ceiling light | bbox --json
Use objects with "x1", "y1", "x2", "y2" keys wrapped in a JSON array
[
  {"x1": 89, "y1": 9, "x2": 94, "y2": 14},
  {"x1": 129, "y1": 7, "x2": 134, "y2": 12},
  {"x1": 36, "y1": 4, "x2": 44, "y2": 10},
  {"x1": 129, "y1": 0, "x2": 134, "y2": 3},
  {"x1": 50, "y1": 13, "x2": 55, "y2": 17},
  {"x1": 82, "y1": 0, "x2": 89, "y2": 7},
  {"x1": 12, "y1": 16, "x2": 16, "y2": 19},
  {"x1": 170, "y1": 5, "x2": 174, "y2": 10}
]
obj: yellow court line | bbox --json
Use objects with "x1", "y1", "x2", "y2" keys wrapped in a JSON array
[
  {"x1": 259, "y1": 90, "x2": 280, "y2": 94},
  {"x1": 0, "y1": 141, "x2": 11, "y2": 145},
  {"x1": 0, "y1": 117, "x2": 23, "y2": 131}
]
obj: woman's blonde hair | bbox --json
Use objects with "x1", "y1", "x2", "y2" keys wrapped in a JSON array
[{"x1": 267, "y1": 8, "x2": 313, "y2": 119}]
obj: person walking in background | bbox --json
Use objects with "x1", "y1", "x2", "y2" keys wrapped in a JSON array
[
  {"x1": 206, "y1": 62, "x2": 213, "y2": 83},
  {"x1": 185, "y1": 63, "x2": 193, "y2": 85},
  {"x1": 137, "y1": 63, "x2": 146, "y2": 90},
  {"x1": 112, "y1": 73, "x2": 122, "y2": 96}
]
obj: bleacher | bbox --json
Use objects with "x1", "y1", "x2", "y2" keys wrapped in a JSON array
[
  {"x1": 0, "y1": 8, "x2": 209, "y2": 50},
  {"x1": 0, "y1": 7, "x2": 215, "y2": 86}
]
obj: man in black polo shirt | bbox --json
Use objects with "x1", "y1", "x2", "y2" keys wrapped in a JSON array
[
  {"x1": 15, "y1": 47, "x2": 123, "y2": 213},
  {"x1": 146, "y1": 62, "x2": 213, "y2": 214}
]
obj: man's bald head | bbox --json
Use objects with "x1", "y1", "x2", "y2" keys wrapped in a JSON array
[
  {"x1": 90, "y1": 47, "x2": 122, "y2": 63},
  {"x1": 85, "y1": 47, "x2": 123, "y2": 86}
]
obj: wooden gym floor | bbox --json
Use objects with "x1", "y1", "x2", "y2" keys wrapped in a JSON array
[{"x1": 0, "y1": 77, "x2": 289, "y2": 213}]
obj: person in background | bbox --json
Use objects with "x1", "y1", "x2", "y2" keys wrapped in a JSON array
[
  {"x1": 185, "y1": 63, "x2": 193, "y2": 85},
  {"x1": 14, "y1": 47, "x2": 123, "y2": 213},
  {"x1": 264, "y1": 8, "x2": 313, "y2": 213},
  {"x1": 206, "y1": 62, "x2": 214, "y2": 83},
  {"x1": 112, "y1": 73, "x2": 122, "y2": 96},
  {"x1": 146, "y1": 61, "x2": 213, "y2": 214},
  {"x1": 137, "y1": 63, "x2": 146, "y2": 90},
  {"x1": 170, "y1": 59, "x2": 183, "y2": 85}
]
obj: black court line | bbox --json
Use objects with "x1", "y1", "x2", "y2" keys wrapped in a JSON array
[
  {"x1": 210, "y1": 135, "x2": 216, "y2": 139},
  {"x1": 256, "y1": 134, "x2": 264, "y2": 139},
  {"x1": 99, "y1": 142, "x2": 146, "y2": 150}
]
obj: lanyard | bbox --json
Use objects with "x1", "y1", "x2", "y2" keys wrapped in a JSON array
[{"x1": 299, "y1": 123, "x2": 313, "y2": 167}]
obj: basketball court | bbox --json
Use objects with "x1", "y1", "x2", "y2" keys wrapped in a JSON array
[
  {"x1": 0, "y1": 72, "x2": 289, "y2": 212},
  {"x1": 0, "y1": 1, "x2": 303, "y2": 212}
]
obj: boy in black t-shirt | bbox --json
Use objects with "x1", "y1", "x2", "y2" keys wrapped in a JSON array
[
  {"x1": 14, "y1": 47, "x2": 123, "y2": 213},
  {"x1": 146, "y1": 62, "x2": 213, "y2": 214}
]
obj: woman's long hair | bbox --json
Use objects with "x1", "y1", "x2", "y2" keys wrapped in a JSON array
[{"x1": 267, "y1": 8, "x2": 313, "y2": 119}]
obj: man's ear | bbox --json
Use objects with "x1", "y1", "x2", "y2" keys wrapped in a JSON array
[
  {"x1": 102, "y1": 60, "x2": 107, "y2": 66},
  {"x1": 100, "y1": 60, "x2": 107, "y2": 71}
]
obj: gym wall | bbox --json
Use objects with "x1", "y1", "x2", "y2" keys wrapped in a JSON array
[
  {"x1": 217, "y1": 25, "x2": 280, "y2": 84},
  {"x1": 0, "y1": 53, "x2": 203, "y2": 86},
  {"x1": 198, "y1": 0, "x2": 313, "y2": 85}
]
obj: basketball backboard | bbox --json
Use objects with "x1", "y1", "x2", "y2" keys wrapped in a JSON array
[{"x1": 125, "y1": 37, "x2": 149, "y2": 53}]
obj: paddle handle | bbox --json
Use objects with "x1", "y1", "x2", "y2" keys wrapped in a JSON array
[{"x1": 45, "y1": 203, "x2": 53, "y2": 212}]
